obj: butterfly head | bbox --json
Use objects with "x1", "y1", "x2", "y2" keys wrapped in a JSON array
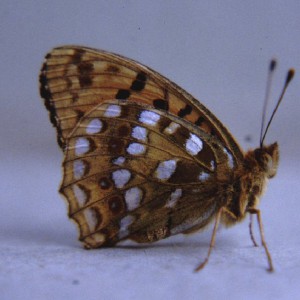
[
  {"x1": 254, "y1": 142, "x2": 279, "y2": 179},
  {"x1": 244, "y1": 142, "x2": 279, "y2": 202}
]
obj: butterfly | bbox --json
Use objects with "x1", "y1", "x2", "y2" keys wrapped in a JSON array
[{"x1": 39, "y1": 46, "x2": 294, "y2": 272}]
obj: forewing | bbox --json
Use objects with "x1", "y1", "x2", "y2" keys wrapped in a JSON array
[
  {"x1": 60, "y1": 101, "x2": 234, "y2": 248},
  {"x1": 40, "y1": 46, "x2": 243, "y2": 165}
]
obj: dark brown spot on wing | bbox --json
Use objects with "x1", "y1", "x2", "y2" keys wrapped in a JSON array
[
  {"x1": 136, "y1": 72, "x2": 147, "y2": 82},
  {"x1": 99, "y1": 177, "x2": 112, "y2": 190},
  {"x1": 178, "y1": 104, "x2": 192, "y2": 118},
  {"x1": 130, "y1": 80, "x2": 145, "y2": 91},
  {"x1": 169, "y1": 160, "x2": 200, "y2": 183},
  {"x1": 153, "y1": 99, "x2": 169, "y2": 111},
  {"x1": 116, "y1": 89, "x2": 131, "y2": 100},
  {"x1": 130, "y1": 71, "x2": 147, "y2": 92},
  {"x1": 108, "y1": 195, "x2": 125, "y2": 215},
  {"x1": 194, "y1": 142, "x2": 216, "y2": 169},
  {"x1": 108, "y1": 138, "x2": 125, "y2": 155},
  {"x1": 118, "y1": 125, "x2": 131, "y2": 137},
  {"x1": 79, "y1": 75, "x2": 93, "y2": 87},
  {"x1": 195, "y1": 116, "x2": 205, "y2": 126},
  {"x1": 78, "y1": 62, "x2": 94, "y2": 74}
]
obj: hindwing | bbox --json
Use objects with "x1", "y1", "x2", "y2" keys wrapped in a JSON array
[{"x1": 60, "y1": 101, "x2": 234, "y2": 248}]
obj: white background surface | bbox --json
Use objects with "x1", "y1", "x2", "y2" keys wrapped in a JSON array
[{"x1": 1, "y1": 1, "x2": 300, "y2": 299}]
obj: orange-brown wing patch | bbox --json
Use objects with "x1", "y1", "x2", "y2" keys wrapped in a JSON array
[{"x1": 40, "y1": 46, "x2": 243, "y2": 164}]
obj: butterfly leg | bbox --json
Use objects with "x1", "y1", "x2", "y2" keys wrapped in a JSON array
[
  {"x1": 194, "y1": 207, "x2": 223, "y2": 272},
  {"x1": 247, "y1": 208, "x2": 274, "y2": 272},
  {"x1": 249, "y1": 214, "x2": 259, "y2": 247}
]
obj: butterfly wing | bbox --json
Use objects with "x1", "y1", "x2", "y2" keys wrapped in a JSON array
[
  {"x1": 60, "y1": 100, "x2": 234, "y2": 248},
  {"x1": 40, "y1": 45, "x2": 243, "y2": 165}
]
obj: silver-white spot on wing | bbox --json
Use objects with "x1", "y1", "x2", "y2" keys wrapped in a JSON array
[
  {"x1": 139, "y1": 110, "x2": 160, "y2": 126},
  {"x1": 210, "y1": 160, "x2": 216, "y2": 170},
  {"x1": 72, "y1": 184, "x2": 87, "y2": 206},
  {"x1": 132, "y1": 126, "x2": 148, "y2": 141},
  {"x1": 165, "y1": 189, "x2": 182, "y2": 208},
  {"x1": 185, "y1": 133, "x2": 203, "y2": 156},
  {"x1": 86, "y1": 118, "x2": 103, "y2": 134},
  {"x1": 155, "y1": 159, "x2": 177, "y2": 180},
  {"x1": 163, "y1": 122, "x2": 180, "y2": 135},
  {"x1": 104, "y1": 104, "x2": 121, "y2": 117},
  {"x1": 198, "y1": 171, "x2": 210, "y2": 181},
  {"x1": 223, "y1": 147, "x2": 235, "y2": 169},
  {"x1": 84, "y1": 208, "x2": 98, "y2": 231},
  {"x1": 73, "y1": 160, "x2": 86, "y2": 179},
  {"x1": 127, "y1": 143, "x2": 146, "y2": 155},
  {"x1": 113, "y1": 156, "x2": 126, "y2": 166},
  {"x1": 118, "y1": 215, "x2": 135, "y2": 239},
  {"x1": 75, "y1": 138, "x2": 90, "y2": 156},
  {"x1": 125, "y1": 187, "x2": 143, "y2": 211},
  {"x1": 112, "y1": 169, "x2": 131, "y2": 188}
]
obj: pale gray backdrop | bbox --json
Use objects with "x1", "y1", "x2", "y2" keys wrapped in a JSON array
[{"x1": 1, "y1": 1, "x2": 299, "y2": 300}]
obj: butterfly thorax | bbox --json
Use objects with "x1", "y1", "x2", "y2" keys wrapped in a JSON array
[{"x1": 221, "y1": 142, "x2": 279, "y2": 226}]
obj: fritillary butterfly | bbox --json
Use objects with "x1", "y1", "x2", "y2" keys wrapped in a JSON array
[{"x1": 39, "y1": 46, "x2": 294, "y2": 272}]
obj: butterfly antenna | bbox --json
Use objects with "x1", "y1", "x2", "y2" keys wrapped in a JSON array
[
  {"x1": 260, "y1": 65, "x2": 295, "y2": 147},
  {"x1": 259, "y1": 59, "x2": 277, "y2": 148}
]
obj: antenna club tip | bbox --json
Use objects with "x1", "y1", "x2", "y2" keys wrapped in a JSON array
[
  {"x1": 270, "y1": 59, "x2": 277, "y2": 71},
  {"x1": 286, "y1": 69, "x2": 295, "y2": 84}
]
